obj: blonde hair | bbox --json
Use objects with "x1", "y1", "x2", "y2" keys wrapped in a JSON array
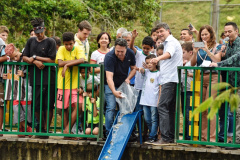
[{"x1": 0, "y1": 26, "x2": 9, "y2": 34}]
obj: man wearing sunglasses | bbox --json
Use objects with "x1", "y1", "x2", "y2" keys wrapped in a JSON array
[{"x1": 23, "y1": 18, "x2": 56, "y2": 138}]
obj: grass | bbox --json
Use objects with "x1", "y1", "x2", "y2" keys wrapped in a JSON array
[{"x1": 157, "y1": 0, "x2": 240, "y2": 41}]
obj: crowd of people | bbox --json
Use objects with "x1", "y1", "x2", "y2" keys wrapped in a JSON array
[{"x1": 0, "y1": 17, "x2": 240, "y2": 146}]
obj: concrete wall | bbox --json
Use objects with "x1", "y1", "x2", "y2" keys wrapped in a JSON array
[{"x1": 0, "y1": 140, "x2": 240, "y2": 160}]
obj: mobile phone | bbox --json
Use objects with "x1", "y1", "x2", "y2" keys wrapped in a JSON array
[
  {"x1": 194, "y1": 42, "x2": 205, "y2": 48},
  {"x1": 189, "y1": 23, "x2": 193, "y2": 30}
]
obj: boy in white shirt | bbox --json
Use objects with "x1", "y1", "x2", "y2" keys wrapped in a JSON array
[
  {"x1": 139, "y1": 54, "x2": 161, "y2": 143},
  {"x1": 130, "y1": 29, "x2": 155, "y2": 112}
]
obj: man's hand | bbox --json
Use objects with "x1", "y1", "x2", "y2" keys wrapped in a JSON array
[
  {"x1": 33, "y1": 60, "x2": 45, "y2": 70},
  {"x1": 209, "y1": 62, "x2": 218, "y2": 67},
  {"x1": 150, "y1": 57, "x2": 159, "y2": 65},
  {"x1": 62, "y1": 65, "x2": 68, "y2": 77},
  {"x1": 125, "y1": 78, "x2": 130, "y2": 84},
  {"x1": 25, "y1": 57, "x2": 34, "y2": 64},
  {"x1": 132, "y1": 29, "x2": 138, "y2": 38},
  {"x1": 221, "y1": 45, "x2": 226, "y2": 57},
  {"x1": 113, "y1": 91, "x2": 123, "y2": 98},
  {"x1": 17, "y1": 70, "x2": 24, "y2": 77}
]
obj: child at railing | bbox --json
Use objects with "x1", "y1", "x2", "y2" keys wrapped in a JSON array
[
  {"x1": 71, "y1": 66, "x2": 100, "y2": 135},
  {"x1": 82, "y1": 83, "x2": 104, "y2": 136},
  {"x1": 181, "y1": 42, "x2": 194, "y2": 140},
  {"x1": 138, "y1": 54, "x2": 161, "y2": 144},
  {"x1": 56, "y1": 32, "x2": 85, "y2": 138},
  {"x1": 2, "y1": 44, "x2": 32, "y2": 137},
  {"x1": 0, "y1": 38, "x2": 8, "y2": 135}
]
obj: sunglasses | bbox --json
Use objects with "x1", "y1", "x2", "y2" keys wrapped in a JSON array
[{"x1": 33, "y1": 26, "x2": 44, "y2": 30}]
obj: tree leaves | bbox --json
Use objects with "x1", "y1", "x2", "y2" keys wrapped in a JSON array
[
  {"x1": 192, "y1": 82, "x2": 240, "y2": 120},
  {"x1": 229, "y1": 93, "x2": 240, "y2": 112},
  {"x1": 212, "y1": 82, "x2": 231, "y2": 91},
  {"x1": 192, "y1": 96, "x2": 213, "y2": 117}
]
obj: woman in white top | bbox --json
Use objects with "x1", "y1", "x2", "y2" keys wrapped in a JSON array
[{"x1": 90, "y1": 32, "x2": 111, "y2": 79}]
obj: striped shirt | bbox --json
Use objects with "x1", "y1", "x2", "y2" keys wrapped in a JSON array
[{"x1": 4, "y1": 59, "x2": 32, "y2": 101}]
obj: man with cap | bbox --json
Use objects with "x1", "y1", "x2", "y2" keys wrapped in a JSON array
[{"x1": 23, "y1": 18, "x2": 56, "y2": 138}]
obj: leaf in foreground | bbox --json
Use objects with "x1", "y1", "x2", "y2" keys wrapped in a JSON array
[
  {"x1": 229, "y1": 93, "x2": 240, "y2": 112},
  {"x1": 192, "y1": 96, "x2": 213, "y2": 118},
  {"x1": 212, "y1": 82, "x2": 231, "y2": 91}
]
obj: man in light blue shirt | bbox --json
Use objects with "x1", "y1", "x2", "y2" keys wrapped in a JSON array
[{"x1": 151, "y1": 23, "x2": 183, "y2": 144}]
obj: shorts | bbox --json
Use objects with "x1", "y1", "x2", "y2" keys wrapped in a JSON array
[
  {"x1": 87, "y1": 123, "x2": 99, "y2": 128},
  {"x1": 32, "y1": 85, "x2": 55, "y2": 112},
  {"x1": 57, "y1": 89, "x2": 83, "y2": 109},
  {"x1": 13, "y1": 104, "x2": 32, "y2": 124},
  {"x1": 0, "y1": 83, "x2": 4, "y2": 107}
]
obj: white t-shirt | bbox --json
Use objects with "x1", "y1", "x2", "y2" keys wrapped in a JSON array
[
  {"x1": 134, "y1": 50, "x2": 149, "y2": 90},
  {"x1": 140, "y1": 69, "x2": 161, "y2": 107},
  {"x1": 160, "y1": 35, "x2": 183, "y2": 85},
  {"x1": 90, "y1": 50, "x2": 106, "y2": 79},
  {"x1": 79, "y1": 74, "x2": 100, "y2": 91},
  {"x1": 181, "y1": 61, "x2": 194, "y2": 91}
]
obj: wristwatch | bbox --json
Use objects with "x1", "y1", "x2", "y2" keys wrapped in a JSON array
[{"x1": 32, "y1": 55, "x2": 37, "y2": 60}]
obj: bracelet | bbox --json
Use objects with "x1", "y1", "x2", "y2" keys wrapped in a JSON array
[{"x1": 208, "y1": 53, "x2": 212, "y2": 57}]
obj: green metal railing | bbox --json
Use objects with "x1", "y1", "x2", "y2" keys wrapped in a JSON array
[
  {"x1": 175, "y1": 66, "x2": 240, "y2": 148},
  {"x1": 0, "y1": 62, "x2": 104, "y2": 140}
]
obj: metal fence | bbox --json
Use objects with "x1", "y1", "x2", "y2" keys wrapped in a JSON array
[
  {"x1": 175, "y1": 66, "x2": 240, "y2": 148},
  {"x1": 0, "y1": 62, "x2": 104, "y2": 140}
]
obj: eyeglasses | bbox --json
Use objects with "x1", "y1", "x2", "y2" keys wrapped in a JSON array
[{"x1": 33, "y1": 26, "x2": 44, "y2": 30}]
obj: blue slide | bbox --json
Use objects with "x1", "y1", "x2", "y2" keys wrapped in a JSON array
[{"x1": 98, "y1": 110, "x2": 143, "y2": 160}]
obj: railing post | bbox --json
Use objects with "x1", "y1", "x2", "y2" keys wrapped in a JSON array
[{"x1": 190, "y1": 70, "x2": 200, "y2": 147}]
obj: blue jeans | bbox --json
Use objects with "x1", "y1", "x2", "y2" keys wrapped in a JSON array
[
  {"x1": 218, "y1": 103, "x2": 230, "y2": 142},
  {"x1": 134, "y1": 90, "x2": 143, "y2": 112},
  {"x1": 181, "y1": 91, "x2": 192, "y2": 140},
  {"x1": 228, "y1": 111, "x2": 233, "y2": 137},
  {"x1": 104, "y1": 85, "x2": 117, "y2": 136},
  {"x1": 143, "y1": 106, "x2": 158, "y2": 140}
]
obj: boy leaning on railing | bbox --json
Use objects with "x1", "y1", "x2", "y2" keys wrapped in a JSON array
[
  {"x1": 55, "y1": 32, "x2": 85, "y2": 139},
  {"x1": 2, "y1": 44, "x2": 32, "y2": 137}
]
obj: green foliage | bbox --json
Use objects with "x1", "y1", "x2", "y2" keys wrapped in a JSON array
[
  {"x1": 212, "y1": 82, "x2": 231, "y2": 91},
  {"x1": 192, "y1": 83, "x2": 240, "y2": 119},
  {"x1": 0, "y1": 0, "x2": 160, "y2": 52},
  {"x1": 229, "y1": 93, "x2": 240, "y2": 112},
  {"x1": 192, "y1": 96, "x2": 213, "y2": 117}
]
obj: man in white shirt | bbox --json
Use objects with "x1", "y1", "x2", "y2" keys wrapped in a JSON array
[{"x1": 151, "y1": 23, "x2": 183, "y2": 144}]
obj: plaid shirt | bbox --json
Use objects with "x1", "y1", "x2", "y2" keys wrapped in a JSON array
[{"x1": 218, "y1": 36, "x2": 240, "y2": 87}]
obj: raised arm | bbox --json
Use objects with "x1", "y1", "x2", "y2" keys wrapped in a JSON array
[{"x1": 130, "y1": 30, "x2": 138, "y2": 53}]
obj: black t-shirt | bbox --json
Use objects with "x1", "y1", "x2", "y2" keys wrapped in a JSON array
[
  {"x1": 23, "y1": 37, "x2": 56, "y2": 85},
  {"x1": 104, "y1": 48, "x2": 136, "y2": 88}
]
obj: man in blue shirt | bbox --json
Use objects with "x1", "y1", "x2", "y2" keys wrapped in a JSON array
[{"x1": 104, "y1": 38, "x2": 136, "y2": 136}]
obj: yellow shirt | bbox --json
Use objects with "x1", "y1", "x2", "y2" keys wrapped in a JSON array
[
  {"x1": 56, "y1": 46, "x2": 85, "y2": 89},
  {"x1": 74, "y1": 33, "x2": 89, "y2": 61}
]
